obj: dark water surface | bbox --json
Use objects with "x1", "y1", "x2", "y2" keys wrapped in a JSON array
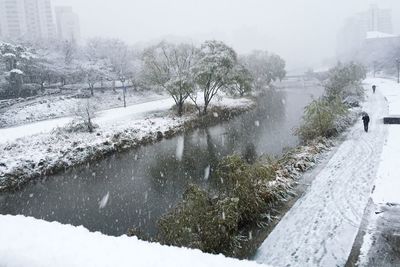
[{"x1": 0, "y1": 78, "x2": 323, "y2": 238}]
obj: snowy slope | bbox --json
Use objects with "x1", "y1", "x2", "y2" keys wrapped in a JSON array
[
  {"x1": 0, "y1": 91, "x2": 167, "y2": 128},
  {"x1": 0, "y1": 97, "x2": 175, "y2": 144},
  {"x1": 255, "y1": 81, "x2": 388, "y2": 266},
  {"x1": 0, "y1": 215, "x2": 266, "y2": 267}
]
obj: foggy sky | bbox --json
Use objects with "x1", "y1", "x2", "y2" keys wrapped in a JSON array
[{"x1": 53, "y1": 0, "x2": 400, "y2": 70}]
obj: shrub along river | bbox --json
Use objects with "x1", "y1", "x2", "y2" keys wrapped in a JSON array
[{"x1": 0, "y1": 77, "x2": 323, "y2": 240}]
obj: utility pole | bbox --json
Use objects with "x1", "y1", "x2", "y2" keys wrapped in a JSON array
[{"x1": 396, "y1": 58, "x2": 400, "y2": 84}]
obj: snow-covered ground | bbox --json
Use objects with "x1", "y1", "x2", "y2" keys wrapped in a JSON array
[
  {"x1": 370, "y1": 78, "x2": 400, "y2": 203},
  {"x1": 0, "y1": 89, "x2": 167, "y2": 128},
  {"x1": 255, "y1": 78, "x2": 389, "y2": 266},
  {"x1": 0, "y1": 215, "x2": 265, "y2": 267},
  {"x1": 0, "y1": 97, "x2": 174, "y2": 144},
  {"x1": 354, "y1": 78, "x2": 400, "y2": 266}
]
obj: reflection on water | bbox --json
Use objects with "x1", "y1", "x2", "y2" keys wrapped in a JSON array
[{"x1": 0, "y1": 78, "x2": 323, "y2": 237}]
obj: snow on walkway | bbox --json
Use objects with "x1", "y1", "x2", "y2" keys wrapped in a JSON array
[
  {"x1": 0, "y1": 117, "x2": 72, "y2": 144},
  {"x1": 0, "y1": 215, "x2": 266, "y2": 267},
  {"x1": 255, "y1": 81, "x2": 388, "y2": 266},
  {"x1": 368, "y1": 77, "x2": 400, "y2": 205},
  {"x1": 355, "y1": 78, "x2": 400, "y2": 266}
]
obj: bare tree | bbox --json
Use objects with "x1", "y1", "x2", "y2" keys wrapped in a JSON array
[{"x1": 74, "y1": 99, "x2": 97, "y2": 133}]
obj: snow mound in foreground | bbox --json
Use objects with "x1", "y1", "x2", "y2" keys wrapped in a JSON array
[{"x1": 0, "y1": 215, "x2": 266, "y2": 267}]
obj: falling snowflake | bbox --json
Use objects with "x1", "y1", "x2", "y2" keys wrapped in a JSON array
[
  {"x1": 99, "y1": 192, "x2": 110, "y2": 209},
  {"x1": 255, "y1": 120, "x2": 260, "y2": 127},
  {"x1": 176, "y1": 136, "x2": 184, "y2": 161},
  {"x1": 204, "y1": 165, "x2": 210, "y2": 180}
]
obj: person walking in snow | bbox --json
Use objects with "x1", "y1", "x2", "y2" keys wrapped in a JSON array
[
  {"x1": 362, "y1": 113, "x2": 370, "y2": 132},
  {"x1": 372, "y1": 85, "x2": 376, "y2": 94}
]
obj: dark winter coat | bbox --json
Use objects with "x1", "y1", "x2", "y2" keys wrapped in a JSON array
[{"x1": 362, "y1": 114, "x2": 370, "y2": 125}]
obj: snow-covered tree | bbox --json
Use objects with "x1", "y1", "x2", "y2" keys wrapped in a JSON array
[
  {"x1": 324, "y1": 62, "x2": 366, "y2": 100},
  {"x1": 241, "y1": 51, "x2": 286, "y2": 91},
  {"x1": 0, "y1": 42, "x2": 36, "y2": 97},
  {"x1": 2, "y1": 53, "x2": 17, "y2": 71},
  {"x1": 143, "y1": 41, "x2": 197, "y2": 116},
  {"x1": 128, "y1": 57, "x2": 145, "y2": 91},
  {"x1": 63, "y1": 40, "x2": 76, "y2": 65},
  {"x1": 191, "y1": 40, "x2": 237, "y2": 115},
  {"x1": 269, "y1": 54, "x2": 287, "y2": 82},
  {"x1": 85, "y1": 38, "x2": 130, "y2": 74},
  {"x1": 225, "y1": 64, "x2": 253, "y2": 97},
  {"x1": 20, "y1": 55, "x2": 54, "y2": 92},
  {"x1": 6, "y1": 69, "x2": 24, "y2": 96},
  {"x1": 85, "y1": 38, "x2": 142, "y2": 92},
  {"x1": 80, "y1": 62, "x2": 110, "y2": 96}
]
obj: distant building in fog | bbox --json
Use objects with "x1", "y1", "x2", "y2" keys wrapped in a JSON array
[
  {"x1": 337, "y1": 5, "x2": 400, "y2": 73},
  {"x1": 55, "y1": 6, "x2": 81, "y2": 42},
  {"x1": 358, "y1": 32, "x2": 400, "y2": 70},
  {"x1": 363, "y1": 5, "x2": 392, "y2": 34},
  {"x1": 337, "y1": 5, "x2": 393, "y2": 60},
  {"x1": 0, "y1": 0, "x2": 56, "y2": 40},
  {"x1": 0, "y1": 0, "x2": 28, "y2": 39},
  {"x1": 25, "y1": 0, "x2": 56, "y2": 40}
]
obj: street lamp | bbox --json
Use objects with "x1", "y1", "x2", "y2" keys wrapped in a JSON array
[
  {"x1": 396, "y1": 58, "x2": 400, "y2": 84},
  {"x1": 120, "y1": 75, "x2": 126, "y2": 108}
]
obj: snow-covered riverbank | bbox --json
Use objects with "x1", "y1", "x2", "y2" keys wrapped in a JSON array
[
  {"x1": 255, "y1": 78, "x2": 389, "y2": 266},
  {"x1": 0, "y1": 215, "x2": 266, "y2": 267},
  {"x1": 0, "y1": 96, "x2": 254, "y2": 192}
]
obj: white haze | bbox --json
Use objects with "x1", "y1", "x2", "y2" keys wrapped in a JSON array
[{"x1": 53, "y1": 0, "x2": 400, "y2": 70}]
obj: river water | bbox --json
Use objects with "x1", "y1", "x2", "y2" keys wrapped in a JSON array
[{"x1": 0, "y1": 78, "x2": 323, "y2": 238}]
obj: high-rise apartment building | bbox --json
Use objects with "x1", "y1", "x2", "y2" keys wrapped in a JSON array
[
  {"x1": 0, "y1": 0, "x2": 56, "y2": 40},
  {"x1": 337, "y1": 5, "x2": 393, "y2": 59},
  {"x1": 25, "y1": 0, "x2": 56, "y2": 40},
  {"x1": 359, "y1": 4, "x2": 392, "y2": 34},
  {"x1": 55, "y1": 6, "x2": 80, "y2": 42},
  {"x1": 0, "y1": 0, "x2": 28, "y2": 39}
]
